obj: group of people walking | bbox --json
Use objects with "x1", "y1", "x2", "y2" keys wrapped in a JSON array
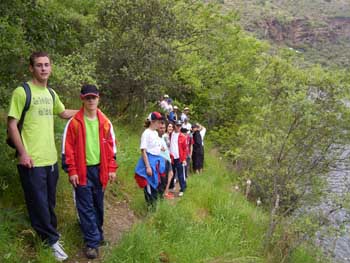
[
  {"x1": 6, "y1": 51, "x2": 206, "y2": 261},
  {"x1": 134, "y1": 95, "x2": 206, "y2": 207}
]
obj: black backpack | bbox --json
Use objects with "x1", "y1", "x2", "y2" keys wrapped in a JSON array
[{"x1": 6, "y1": 82, "x2": 55, "y2": 149}]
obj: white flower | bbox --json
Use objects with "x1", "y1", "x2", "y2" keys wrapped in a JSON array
[{"x1": 256, "y1": 198, "x2": 262, "y2": 206}]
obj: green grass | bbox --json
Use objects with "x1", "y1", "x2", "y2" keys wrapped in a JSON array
[
  {"x1": 0, "y1": 114, "x2": 325, "y2": 262},
  {"x1": 104, "y1": 146, "x2": 268, "y2": 263}
]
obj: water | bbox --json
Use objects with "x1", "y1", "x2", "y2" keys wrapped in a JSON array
[{"x1": 314, "y1": 148, "x2": 350, "y2": 262}]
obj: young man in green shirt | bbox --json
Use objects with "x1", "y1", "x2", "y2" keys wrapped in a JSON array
[
  {"x1": 62, "y1": 85, "x2": 118, "y2": 259},
  {"x1": 7, "y1": 51, "x2": 77, "y2": 261}
]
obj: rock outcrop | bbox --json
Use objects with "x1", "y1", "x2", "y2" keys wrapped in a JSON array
[{"x1": 255, "y1": 16, "x2": 350, "y2": 46}]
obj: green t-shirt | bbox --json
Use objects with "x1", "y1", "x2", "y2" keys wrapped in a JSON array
[
  {"x1": 84, "y1": 116, "x2": 100, "y2": 165},
  {"x1": 8, "y1": 81, "x2": 65, "y2": 166}
]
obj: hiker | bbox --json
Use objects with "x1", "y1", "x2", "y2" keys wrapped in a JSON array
[
  {"x1": 62, "y1": 84, "x2": 118, "y2": 259},
  {"x1": 168, "y1": 105, "x2": 179, "y2": 122},
  {"x1": 158, "y1": 121, "x2": 175, "y2": 199},
  {"x1": 181, "y1": 127, "x2": 192, "y2": 177},
  {"x1": 7, "y1": 51, "x2": 77, "y2": 261},
  {"x1": 198, "y1": 123, "x2": 206, "y2": 171},
  {"x1": 159, "y1": 94, "x2": 173, "y2": 113},
  {"x1": 191, "y1": 124, "x2": 204, "y2": 174},
  {"x1": 134, "y1": 112, "x2": 166, "y2": 207},
  {"x1": 182, "y1": 117, "x2": 192, "y2": 134},
  {"x1": 162, "y1": 122, "x2": 174, "y2": 149},
  {"x1": 198, "y1": 123, "x2": 207, "y2": 147},
  {"x1": 169, "y1": 120, "x2": 187, "y2": 197},
  {"x1": 180, "y1": 106, "x2": 190, "y2": 122}
]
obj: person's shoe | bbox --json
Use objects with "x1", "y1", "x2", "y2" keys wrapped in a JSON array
[
  {"x1": 164, "y1": 192, "x2": 174, "y2": 200},
  {"x1": 85, "y1": 247, "x2": 98, "y2": 259},
  {"x1": 51, "y1": 241, "x2": 68, "y2": 261},
  {"x1": 100, "y1": 239, "x2": 110, "y2": 246},
  {"x1": 178, "y1": 191, "x2": 184, "y2": 197}
]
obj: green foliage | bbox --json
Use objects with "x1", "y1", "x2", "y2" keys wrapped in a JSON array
[
  {"x1": 0, "y1": 0, "x2": 346, "y2": 261},
  {"x1": 51, "y1": 52, "x2": 97, "y2": 107},
  {"x1": 94, "y1": 0, "x2": 180, "y2": 114},
  {"x1": 0, "y1": 0, "x2": 98, "y2": 109}
]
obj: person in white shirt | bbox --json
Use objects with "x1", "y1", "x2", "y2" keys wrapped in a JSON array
[
  {"x1": 182, "y1": 117, "x2": 192, "y2": 134},
  {"x1": 180, "y1": 107, "x2": 190, "y2": 122},
  {"x1": 137, "y1": 112, "x2": 164, "y2": 206},
  {"x1": 198, "y1": 123, "x2": 206, "y2": 146}
]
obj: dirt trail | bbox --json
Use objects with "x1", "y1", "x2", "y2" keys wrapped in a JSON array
[{"x1": 68, "y1": 194, "x2": 137, "y2": 263}]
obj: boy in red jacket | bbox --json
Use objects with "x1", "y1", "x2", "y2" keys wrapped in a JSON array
[{"x1": 62, "y1": 85, "x2": 118, "y2": 259}]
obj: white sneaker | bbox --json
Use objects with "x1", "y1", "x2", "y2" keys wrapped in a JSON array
[
  {"x1": 51, "y1": 241, "x2": 68, "y2": 261},
  {"x1": 178, "y1": 192, "x2": 184, "y2": 197}
]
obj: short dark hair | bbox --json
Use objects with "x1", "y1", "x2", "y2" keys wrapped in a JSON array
[{"x1": 29, "y1": 51, "x2": 50, "y2": 66}]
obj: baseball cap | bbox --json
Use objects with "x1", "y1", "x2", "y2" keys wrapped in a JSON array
[
  {"x1": 175, "y1": 120, "x2": 182, "y2": 126},
  {"x1": 184, "y1": 107, "x2": 189, "y2": 111},
  {"x1": 148, "y1": 111, "x2": 163, "y2": 121},
  {"x1": 81, "y1": 84, "x2": 99, "y2": 98},
  {"x1": 173, "y1": 105, "x2": 178, "y2": 110}
]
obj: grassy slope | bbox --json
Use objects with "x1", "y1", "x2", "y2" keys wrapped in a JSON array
[
  {"x1": 105, "y1": 145, "x2": 268, "y2": 263},
  {"x1": 222, "y1": 0, "x2": 350, "y2": 67},
  {"x1": 0, "y1": 116, "x2": 321, "y2": 262}
]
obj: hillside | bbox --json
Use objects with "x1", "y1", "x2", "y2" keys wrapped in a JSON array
[{"x1": 222, "y1": 0, "x2": 350, "y2": 67}]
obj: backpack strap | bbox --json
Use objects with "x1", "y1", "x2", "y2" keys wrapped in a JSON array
[
  {"x1": 17, "y1": 82, "x2": 32, "y2": 132},
  {"x1": 48, "y1": 87, "x2": 55, "y2": 103}
]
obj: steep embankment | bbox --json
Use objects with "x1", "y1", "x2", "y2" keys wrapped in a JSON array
[{"x1": 222, "y1": 0, "x2": 350, "y2": 67}]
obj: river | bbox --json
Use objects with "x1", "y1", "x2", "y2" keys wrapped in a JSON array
[{"x1": 315, "y1": 148, "x2": 350, "y2": 262}]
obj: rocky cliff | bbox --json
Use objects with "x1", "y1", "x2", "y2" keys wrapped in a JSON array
[{"x1": 256, "y1": 16, "x2": 350, "y2": 46}]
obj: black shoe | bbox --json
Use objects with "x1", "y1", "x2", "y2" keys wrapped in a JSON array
[{"x1": 85, "y1": 247, "x2": 98, "y2": 259}]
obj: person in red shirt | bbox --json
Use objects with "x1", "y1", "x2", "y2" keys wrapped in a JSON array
[{"x1": 169, "y1": 120, "x2": 187, "y2": 196}]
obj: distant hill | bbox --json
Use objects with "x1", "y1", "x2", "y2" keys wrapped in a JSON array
[{"x1": 221, "y1": 0, "x2": 350, "y2": 67}]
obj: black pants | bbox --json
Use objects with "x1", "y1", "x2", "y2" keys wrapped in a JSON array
[
  {"x1": 18, "y1": 163, "x2": 60, "y2": 245},
  {"x1": 144, "y1": 185, "x2": 158, "y2": 207}
]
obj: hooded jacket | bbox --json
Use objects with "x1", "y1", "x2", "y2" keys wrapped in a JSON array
[{"x1": 62, "y1": 107, "x2": 118, "y2": 189}]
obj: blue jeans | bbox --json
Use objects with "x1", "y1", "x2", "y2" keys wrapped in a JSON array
[
  {"x1": 18, "y1": 163, "x2": 60, "y2": 245},
  {"x1": 172, "y1": 159, "x2": 186, "y2": 192},
  {"x1": 75, "y1": 165, "x2": 104, "y2": 248}
]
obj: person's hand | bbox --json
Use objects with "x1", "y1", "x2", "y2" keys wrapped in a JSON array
[
  {"x1": 182, "y1": 160, "x2": 187, "y2": 166},
  {"x1": 69, "y1": 175, "x2": 79, "y2": 188},
  {"x1": 19, "y1": 153, "x2": 34, "y2": 168},
  {"x1": 146, "y1": 166, "x2": 152, "y2": 176},
  {"x1": 109, "y1": 172, "x2": 116, "y2": 183}
]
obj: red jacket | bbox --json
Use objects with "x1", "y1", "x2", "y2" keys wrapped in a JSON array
[
  {"x1": 169, "y1": 131, "x2": 187, "y2": 163},
  {"x1": 62, "y1": 108, "x2": 118, "y2": 189}
]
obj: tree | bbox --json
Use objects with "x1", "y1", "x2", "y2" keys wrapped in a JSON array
[{"x1": 226, "y1": 55, "x2": 350, "y2": 252}]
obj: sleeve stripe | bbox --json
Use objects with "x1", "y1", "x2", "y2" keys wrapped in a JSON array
[
  {"x1": 62, "y1": 118, "x2": 73, "y2": 154},
  {"x1": 108, "y1": 120, "x2": 117, "y2": 154}
]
